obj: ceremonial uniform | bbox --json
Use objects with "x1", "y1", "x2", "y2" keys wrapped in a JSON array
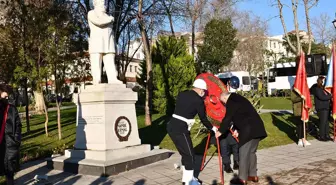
[
  {"x1": 167, "y1": 90, "x2": 213, "y2": 168},
  {"x1": 167, "y1": 79, "x2": 216, "y2": 185}
]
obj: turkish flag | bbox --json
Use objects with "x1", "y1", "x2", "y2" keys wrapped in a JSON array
[
  {"x1": 293, "y1": 52, "x2": 312, "y2": 122},
  {"x1": 331, "y1": 47, "x2": 336, "y2": 120}
]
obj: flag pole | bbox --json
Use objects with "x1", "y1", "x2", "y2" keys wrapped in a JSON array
[
  {"x1": 303, "y1": 99, "x2": 306, "y2": 147},
  {"x1": 334, "y1": 119, "x2": 336, "y2": 142}
]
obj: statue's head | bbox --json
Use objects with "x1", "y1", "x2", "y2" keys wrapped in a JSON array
[{"x1": 93, "y1": 0, "x2": 106, "y2": 12}]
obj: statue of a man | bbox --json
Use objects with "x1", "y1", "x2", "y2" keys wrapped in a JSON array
[{"x1": 88, "y1": 0, "x2": 121, "y2": 84}]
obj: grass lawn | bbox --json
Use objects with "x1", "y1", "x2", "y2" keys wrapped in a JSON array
[
  {"x1": 20, "y1": 109, "x2": 77, "y2": 162},
  {"x1": 17, "y1": 102, "x2": 76, "y2": 113},
  {"x1": 260, "y1": 97, "x2": 316, "y2": 111},
  {"x1": 260, "y1": 97, "x2": 292, "y2": 110}
]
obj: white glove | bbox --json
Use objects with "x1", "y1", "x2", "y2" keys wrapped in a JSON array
[
  {"x1": 212, "y1": 126, "x2": 218, "y2": 133},
  {"x1": 233, "y1": 130, "x2": 239, "y2": 137}
]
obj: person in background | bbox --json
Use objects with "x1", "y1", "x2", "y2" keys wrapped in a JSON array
[
  {"x1": 57, "y1": 93, "x2": 62, "y2": 106},
  {"x1": 291, "y1": 87, "x2": 311, "y2": 146},
  {"x1": 310, "y1": 76, "x2": 332, "y2": 141},
  {"x1": 0, "y1": 84, "x2": 22, "y2": 185},
  {"x1": 219, "y1": 123, "x2": 239, "y2": 173},
  {"x1": 258, "y1": 76, "x2": 263, "y2": 95}
]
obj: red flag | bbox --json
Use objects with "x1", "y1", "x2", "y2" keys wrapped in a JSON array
[
  {"x1": 293, "y1": 52, "x2": 312, "y2": 122},
  {"x1": 332, "y1": 46, "x2": 336, "y2": 120}
]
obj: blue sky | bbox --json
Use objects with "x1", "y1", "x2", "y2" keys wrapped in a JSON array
[
  {"x1": 236, "y1": 0, "x2": 336, "y2": 36},
  {"x1": 169, "y1": 0, "x2": 336, "y2": 36}
]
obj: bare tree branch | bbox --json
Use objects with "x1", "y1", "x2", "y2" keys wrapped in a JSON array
[
  {"x1": 292, "y1": 0, "x2": 301, "y2": 55},
  {"x1": 303, "y1": 0, "x2": 313, "y2": 54},
  {"x1": 311, "y1": 13, "x2": 333, "y2": 44},
  {"x1": 308, "y1": 0, "x2": 318, "y2": 9},
  {"x1": 276, "y1": 0, "x2": 297, "y2": 54}
]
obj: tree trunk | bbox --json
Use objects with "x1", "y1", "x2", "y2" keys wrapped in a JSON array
[
  {"x1": 45, "y1": 77, "x2": 49, "y2": 95},
  {"x1": 277, "y1": 0, "x2": 297, "y2": 54},
  {"x1": 143, "y1": 36, "x2": 152, "y2": 126},
  {"x1": 56, "y1": 98, "x2": 61, "y2": 140},
  {"x1": 20, "y1": 2, "x2": 30, "y2": 133},
  {"x1": 192, "y1": 19, "x2": 200, "y2": 73},
  {"x1": 44, "y1": 101, "x2": 49, "y2": 137},
  {"x1": 34, "y1": 91, "x2": 45, "y2": 114},
  {"x1": 303, "y1": 0, "x2": 312, "y2": 55},
  {"x1": 122, "y1": 70, "x2": 127, "y2": 84},
  {"x1": 192, "y1": 19, "x2": 196, "y2": 56},
  {"x1": 138, "y1": 0, "x2": 152, "y2": 126},
  {"x1": 168, "y1": 13, "x2": 175, "y2": 36},
  {"x1": 24, "y1": 81, "x2": 30, "y2": 133},
  {"x1": 291, "y1": 0, "x2": 301, "y2": 55},
  {"x1": 34, "y1": 90, "x2": 49, "y2": 136}
]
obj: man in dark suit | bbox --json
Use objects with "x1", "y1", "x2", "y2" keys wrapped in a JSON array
[
  {"x1": 215, "y1": 92, "x2": 267, "y2": 185},
  {"x1": 310, "y1": 76, "x2": 332, "y2": 141}
]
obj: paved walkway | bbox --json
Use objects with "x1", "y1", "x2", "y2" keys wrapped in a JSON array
[
  {"x1": 257, "y1": 158, "x2": 336, "y2": 185},
  {"x1": 13, "y1": 139, "x2": 336, "y2": 185},
  {"x1": 259, "y1": 109, "x2": 292, "y2": 114}
]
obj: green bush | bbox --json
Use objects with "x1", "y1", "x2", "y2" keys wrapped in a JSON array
[
  {"x1": 152, "y1": 37, "x2": 196, "y2": 114},
  {"x1": 272, "y1": 89, "x2": 291, "y2": 97},
  {"x1": 237, "y1": 90, "x2": 264, "y2": 113}
]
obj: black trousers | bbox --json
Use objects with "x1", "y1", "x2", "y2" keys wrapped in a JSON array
[
  {"x1": 211, "y1": 134, "x2": 238, "y2": 164},
  {"x1": 168, "y1": 131, "x2": 195, "y2": 170},
  {"x1": 296, "y1": 117, "x2": 304, "y2": 139},
  {"x1": 5, "y1": 172, "x2": 14, "y2": 185},
  {"x1": 239, "y1": 139, "x2": 259, "y2": 180},
  {"x1": 318, "y1": 110, "x2": 329, "y2": 138}
]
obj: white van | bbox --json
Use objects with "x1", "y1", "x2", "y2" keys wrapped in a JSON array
[{"x1": 215, "y1": 71, "x2": 251, "y2": 92}]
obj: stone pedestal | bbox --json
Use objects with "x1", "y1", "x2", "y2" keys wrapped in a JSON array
[{"x1": 48, "y1": 84, "x2": 171, "y2": 176}]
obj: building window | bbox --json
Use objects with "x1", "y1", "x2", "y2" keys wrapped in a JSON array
[
  {"x1": 135, "y1": 66, "x2": 138, "y2": 73},
  {"x1": 136, "y1": 53, "x2": 140, "y2": 59},
  {"x1": 130, "y1": 65, "x2": 132, "y2": 72},
  {"x1": 273, "y1": 42, "x2": 276, "y2": 48}
]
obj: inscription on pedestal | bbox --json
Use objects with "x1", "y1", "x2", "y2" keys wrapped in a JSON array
[
  {"x1": 78, "y1": 116, "x2": 104, "y2": 124},
  {"x1": 115, "y1": 116, "x2": 132, "y2": 141}
]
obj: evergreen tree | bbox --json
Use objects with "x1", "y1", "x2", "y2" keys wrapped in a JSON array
[
  {"x1": 198, "y1": 18, "x2": 238, "y2": 73},
  {"x1": 152, "y1": 37, "x2": 196, "y2": 114}
]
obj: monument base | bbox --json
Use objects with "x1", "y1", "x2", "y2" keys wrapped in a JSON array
[
  {"x1": 47, "y1": 149, "x2": 172, "y2": 176},
  {"x1": 66, "y1": 144, "x2": 151, "y2": 161},
  {"x1": 48, "y1": 84, "x2": 173, "y2": 176}
]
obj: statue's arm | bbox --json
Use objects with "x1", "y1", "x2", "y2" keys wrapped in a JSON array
[{"x1": 88, "y1": 11, "x2": 114, "y2": 27}]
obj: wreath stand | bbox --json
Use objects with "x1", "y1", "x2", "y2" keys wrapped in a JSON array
[{"x1": 200, "y1": 131, "x2": 224, "y2": 185}]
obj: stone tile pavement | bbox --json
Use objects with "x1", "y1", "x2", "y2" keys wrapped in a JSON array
[
  {"x1": 257, "y1": 159, "x2": 336, "y2": 185},
  {"x1": 13, "y1": 139, "x2": 336, "y2": 185}
]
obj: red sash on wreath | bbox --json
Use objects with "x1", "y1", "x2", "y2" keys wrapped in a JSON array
[{"x1": 0, "y1": 105, "x2": 9, "y2": 144}]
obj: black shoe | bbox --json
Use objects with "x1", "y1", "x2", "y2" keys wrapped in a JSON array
[
  {"x1": 230, "y1": 178, "x2": 247, "y2": 185},
  {"x1": 224, "y1": 164, "x2": 233, "y2": 173},
  {"x1": 319, "y1": 137, "x2": 328, "y2": 142},
  {"x1": 326, "y1": 136, "x2": 333, "y2": 141},
  {"x1": 195, "y1": 178, "x2": 202, "y2": 184},
  {"x1": 233, "y1": 161, "x2": 239, "y2": 170}
]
